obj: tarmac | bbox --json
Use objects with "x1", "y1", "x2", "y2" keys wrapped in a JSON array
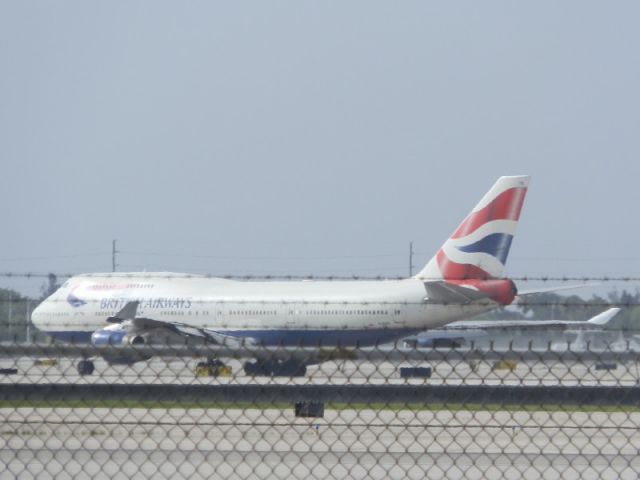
[
  {"x1": 2, "y1": 407, "x2": 640, "y2": 479},
  {"x1": 1, "y1": 351, "x2": 640, "y2": 478},
  {"x1": 1, "y1": 353, "x2": 639, "y2": 387}
]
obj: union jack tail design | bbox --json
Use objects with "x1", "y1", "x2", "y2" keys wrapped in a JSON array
[{"x1": 416, "y1": 175, "x2": 529, "y2": 281}]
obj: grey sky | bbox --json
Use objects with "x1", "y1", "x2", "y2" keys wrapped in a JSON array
[{"x1": 1, "y1": 2, "x2": 639, "y2": 297}]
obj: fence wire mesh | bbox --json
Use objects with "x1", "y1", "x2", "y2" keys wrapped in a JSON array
[
  {"x1": 1, "y1": 271, "x2": 640, "y2": 479},
  {"x1": 2, "y1": 340, "x2": 640, "y2": 479}
]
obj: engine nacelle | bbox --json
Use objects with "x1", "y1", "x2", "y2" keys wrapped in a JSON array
[
  {"x1": 91, "y1": 324, "x2": 146, "y2": 346},
  {"x1": 90, "y1": 324, "x2": 150, "y2": 364}
]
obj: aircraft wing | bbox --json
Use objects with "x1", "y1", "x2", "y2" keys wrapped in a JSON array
[
  {"x1": 107, "y1": 301, "x2": 254, "y2": 348},
  {"x1": 516, "y1": 283, "x2": 600, "y2": 296},
  {"x1": 408, "y1": 308, "x2": 621, "y2": 348},
  {"x1": 137, "y1": 318, "x2": 252, "y2": 348},
  {"x1": 100, "y1": 302, "x2": 351, "y2": 364},
  {"x1": 446, "y1": 307, "x2": 621, "y2": 330}
]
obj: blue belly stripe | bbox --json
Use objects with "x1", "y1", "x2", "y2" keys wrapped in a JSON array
[{"x1": 42, "y1": 328, "x2": 421, "y2": 347}]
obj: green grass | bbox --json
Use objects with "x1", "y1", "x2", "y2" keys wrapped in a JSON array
[{"x1": 0, "y1": 398, "x2": 637, "y2": 413}]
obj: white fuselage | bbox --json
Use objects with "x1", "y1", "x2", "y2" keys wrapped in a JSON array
[{"x1": 31, "y1": 273, "x2": 496, "y2": 346}]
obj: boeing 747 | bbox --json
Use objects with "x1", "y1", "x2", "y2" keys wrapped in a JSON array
[{"x1": 32, "y1": 175, "x2": 532, "y2": 375}]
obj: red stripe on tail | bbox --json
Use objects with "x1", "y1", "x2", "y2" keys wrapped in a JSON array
[
  {"x1": 435, "y1": 249, "x2": 492, "y2": 280},
  {"x1": 452, "y1": 187, "x2": 527, "y2": 239}
]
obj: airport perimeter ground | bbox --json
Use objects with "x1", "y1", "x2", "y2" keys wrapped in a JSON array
[
  {"x1": 2, "y1": 354, "x2": 640, "y2": 479},
  {"x1": 2, "y1": 406, "x2": 640, "y2": 479}
]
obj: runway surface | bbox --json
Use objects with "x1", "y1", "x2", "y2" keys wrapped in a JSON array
[
  {"x1": 2, "y1": 407, "x2": 640, "y2": 479},
  {"x1": 1, "y1": 353, "x2": 639, "y2": 387},
  {"x1": 2, "y1": 350, "x2": 640, "y2": 478}
]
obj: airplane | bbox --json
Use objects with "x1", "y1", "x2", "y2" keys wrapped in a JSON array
[
  {"x1": 32, "y1": 175, "x2": 533, "y2": 376},
  {"x1": 404, "y1": 307, "x2": 621, "y2": 348}
]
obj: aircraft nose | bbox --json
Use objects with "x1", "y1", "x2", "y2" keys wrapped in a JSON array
[{"x1": 31, "y1": 303, "x2": 45, "y2": 327}]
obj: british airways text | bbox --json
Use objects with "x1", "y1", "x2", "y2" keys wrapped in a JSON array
[{"x1": 100, "y1": 297, "x2": 193, "y2": 310}]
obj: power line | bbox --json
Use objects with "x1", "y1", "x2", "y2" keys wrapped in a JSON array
[
  {"x1": 118, "y1": 250, "x2": 405, "y2": 260},
  {"x1": 0, "y1": 271, "x2": 636, "y2": 282},
  {"x1": 0, "y1": 253, "x2": 108, "y2": 262}
]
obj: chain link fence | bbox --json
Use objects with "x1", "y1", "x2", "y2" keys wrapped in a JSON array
[
  {"x1": 2, "y1": 339, "x2": 640, "y2": 479},
  {"x1": 0, "y1": 270, "x2": 639, "y2": 478}
]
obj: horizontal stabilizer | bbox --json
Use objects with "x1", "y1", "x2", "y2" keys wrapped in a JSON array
[{"x1": 423, "y1": 281, "x2": 489, "y2": 305}]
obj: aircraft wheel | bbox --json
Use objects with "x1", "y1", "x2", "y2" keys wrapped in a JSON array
[
  {"x1": 243, "y1": 360, "x2": 274, "y2": 376},
  {"x1": 77, "y1": 360, "x2": 95, "y2": 376},
  {"x1": 280, "y1": 360, "x2": 307, "y2": 377},
  {"x1": 243, "y1": 361, "x2": 260, "y2": 376},
  {"x1": 243, "y1": 360, "x2": 307, "y2": 377}
]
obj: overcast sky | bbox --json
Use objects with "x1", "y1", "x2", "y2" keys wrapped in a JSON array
[{"x1": 1, "y1": 2, "x2": 639, "y2": 297}]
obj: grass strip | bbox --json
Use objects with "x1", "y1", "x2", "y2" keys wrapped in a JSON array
[{"x1": 0, "y1": 398, "x2": 638, "y2": 413}]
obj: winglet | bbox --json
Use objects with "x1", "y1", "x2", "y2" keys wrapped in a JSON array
[{"x1": 586, "y1": 307, "x2": 621, "y2": 327}]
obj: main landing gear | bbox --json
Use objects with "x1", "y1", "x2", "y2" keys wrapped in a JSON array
[
  {"x1": 243, "y1": 359, "x2": 307, "y2": 377},
  {"x1": 77, "y1": 359, "x2": 95, "y2": 376}
]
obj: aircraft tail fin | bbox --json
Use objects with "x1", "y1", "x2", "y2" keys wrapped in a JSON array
[{"x1": 415, "y1": 175, "x2": 530, "y2": 281}]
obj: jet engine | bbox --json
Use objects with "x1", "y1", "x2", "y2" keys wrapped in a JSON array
[
  {"x1": 91, "y1": 323, "x2": 146, "y2": 346},
  {"x1": 91, "y1": 323, "x2": 149, "y2": 365}
]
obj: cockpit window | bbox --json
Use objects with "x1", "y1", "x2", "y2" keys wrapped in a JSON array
[{"x1": 62, "y1": 281, "x2": 70, "y2": 288}]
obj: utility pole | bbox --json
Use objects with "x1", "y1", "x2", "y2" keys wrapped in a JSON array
[
  {"x1": 8, "y1": 291, "x2": 12, "y2": 340},
  {"x1": 409, "y1": 241, "x2": 414, "y2": 277},
  {"x1": 26, "y1": 299, "x2": 31, "y2": 343},
  {"x1": 112, "y1": 239, "x2": 117, "y2": 272}
]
